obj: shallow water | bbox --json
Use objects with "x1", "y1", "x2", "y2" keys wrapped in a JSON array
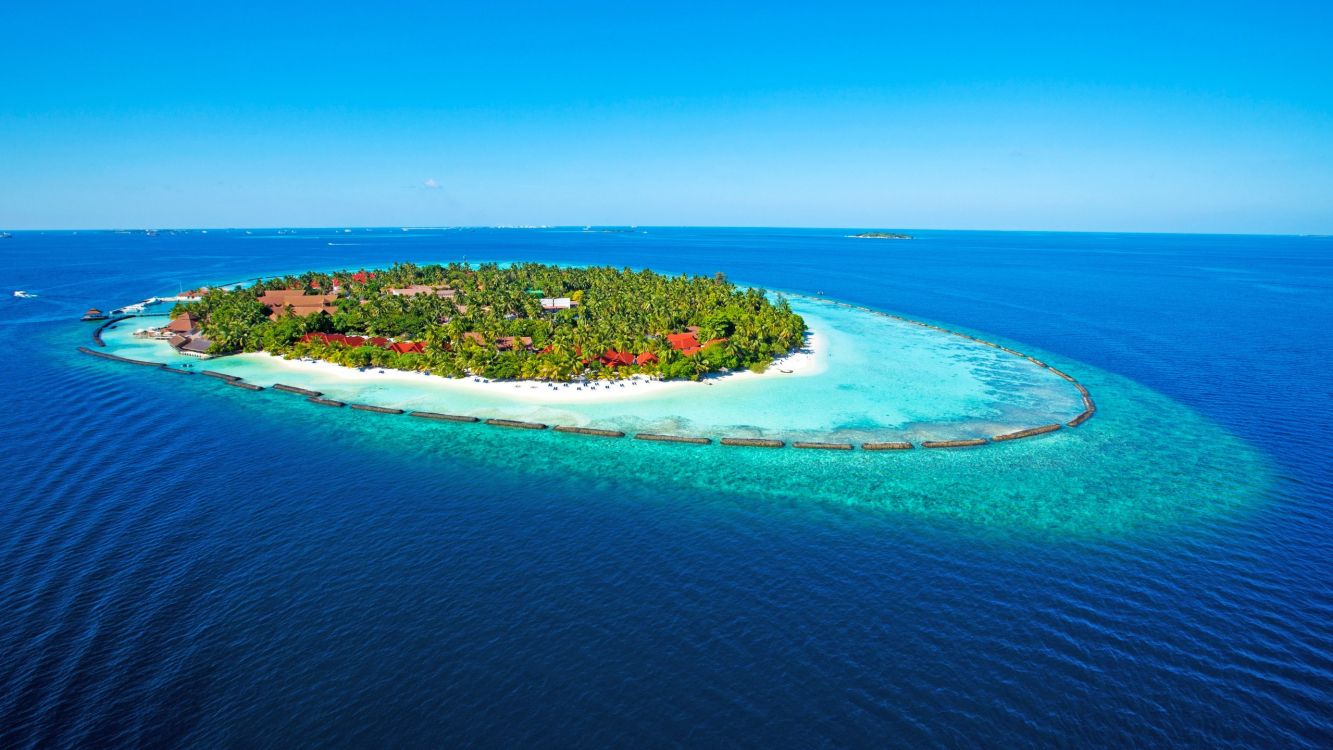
[
  {"x1": 102, "y1": 295, "x2": 1088, "y2": 442},
  {"x1": 1, "y1": 228, "x2": 1329, "y2": 747}
]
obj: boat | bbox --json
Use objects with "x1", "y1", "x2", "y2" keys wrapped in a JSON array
[
  {"x1": 1, "y1": 232, "x2": 12, "y2": 239},
  {"x1": 13, "y1": 290, "x2": 35, "y2": 298},
  {"x1": 81, "y1": 308, "x2": 108, "y2": 321}
]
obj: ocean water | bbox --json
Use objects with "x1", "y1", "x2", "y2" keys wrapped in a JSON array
[{"x1": 1, "y1": 228, "x2": 1330, "y2": 747}]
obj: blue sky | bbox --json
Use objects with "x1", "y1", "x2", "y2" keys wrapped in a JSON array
[{"x1": 2, "y1": 1, "x2": 1331, "y2": 232}]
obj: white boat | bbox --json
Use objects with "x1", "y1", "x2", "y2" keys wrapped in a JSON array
[{"x1": 13, "y1": 290, "x2": 35, "y2": 298}]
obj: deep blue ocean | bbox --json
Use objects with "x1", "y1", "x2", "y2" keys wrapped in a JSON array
[{"x1": 1, "y1": 227, "x2": 1330, "y2": 748}]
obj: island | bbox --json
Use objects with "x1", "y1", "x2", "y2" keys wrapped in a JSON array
[
  {"x1": 162, "y1": 262, "x2": 807, "y2": 381},
  {"x1": 850, "y1": 232, "x2": 912, "y2": 240}
]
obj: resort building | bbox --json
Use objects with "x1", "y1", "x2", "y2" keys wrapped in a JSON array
[
  {"x1": 298, "y1": 332, "x2": 427, "y2": 354},
  {"x1": 164, "y1": 312, "x2": 202, "y2": 335},
  {"x1": 257, "y1": 289, "x2": 340, "y2": 319},
  {"x1": 599, "y1": 350, "x2": 635, "y2": 367},
  {"x1": 597, "y1": 350, "x2": 660, "y2": 367},
  {"x1": 540, "y1": 297, "x2": 573, "y2": 311},
  {"x1": 666, "y1": 330, "x2": 726, "y2": 357},
  {"x1": 387, "y1": 285, "x2": 457, "y2": 298},
  {"x1": 161, "y1": 312, "x2": 213, "y2": 356},
  {"x1": 168, "y1": 333, "x2": 214, "y2": 358}
]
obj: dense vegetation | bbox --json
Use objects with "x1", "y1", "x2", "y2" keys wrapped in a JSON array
[{"x1": 171, "y1": 262, "x2": 807, "y2": 381}]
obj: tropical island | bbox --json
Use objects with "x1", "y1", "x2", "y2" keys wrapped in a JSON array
[
  {"x1": 165, "y1": 262, "x2": 806, "y2": 381},
  {"x1": 850, "y1": 231, "x2": 913, "y2": 239}
]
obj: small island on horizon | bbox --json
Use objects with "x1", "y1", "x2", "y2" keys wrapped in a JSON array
[
  {"x1": 159, "y1": 262, "x2": 807, "y2": 382},
  {"x1": 850, "y1": 231, "x2": 913, "y2": 240}
]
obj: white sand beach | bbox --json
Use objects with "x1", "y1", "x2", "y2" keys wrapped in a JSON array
[
  {"x1": 229, "y1": 329, "x2": 828, "y2": 405},
  {"x1": 102, "y1": 299, "x2": 1083, "y2": 439}
]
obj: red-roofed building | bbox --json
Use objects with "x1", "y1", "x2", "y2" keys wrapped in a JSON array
[
  {"x1": 599, "y1": 350, "x2": 636, "y2": 367},
  {"x1": 683, "y1": 338, "x2": 727, "y2": 357},
  {"x1": 164, "y1": 312, "x2": 201, "y2": 334},
  {"x1": 666, "y1": 332, "x2": 700, "y2": 351},
  {"x1": 368, "y1": 337, "x2": 390, "y2": 348},
  {"x1": 388, "y1": 341, "x2": 425, "y2": 354},
  {"x1": 636, "y1": 351, "x2": 658, "y2": 365}
]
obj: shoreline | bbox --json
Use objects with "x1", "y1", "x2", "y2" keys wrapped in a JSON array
[
  {"x1": 92, "y1": 297, "x2": 1092, "y2": 446},
  {"x1": 229, "y1": 329, "x2": 828, "y2": 405}
]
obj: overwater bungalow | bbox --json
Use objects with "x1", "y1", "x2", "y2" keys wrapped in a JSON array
[{"x1": 82, "y1": 308, "x2": 108, "y2": 321}]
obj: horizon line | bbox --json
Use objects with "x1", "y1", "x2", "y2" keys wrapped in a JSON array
[{"x1": 3, "y1": 225, "x2": 1330, "y2": 239}]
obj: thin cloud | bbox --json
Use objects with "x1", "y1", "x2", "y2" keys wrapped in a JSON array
[{"x1": 423, "y1": 178, "x2": 442, "y2": 189}]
